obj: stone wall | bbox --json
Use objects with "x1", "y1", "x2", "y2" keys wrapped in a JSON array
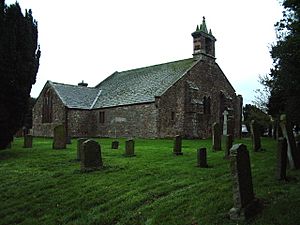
[
  {"x1": 32, "y1": 85, "x2": 66, "y2": 137},
  {"x1": 157, "y1": 57, "x2": 239, "y2": 139},
  {"x1": 94, "y1": 103, "x2": 158, "y2": 138},
  {"x1": 67, "y1": 109, "x2": 97, "y2": 138}
]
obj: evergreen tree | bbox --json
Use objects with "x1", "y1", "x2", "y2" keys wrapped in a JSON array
[
  {"x1": 266, "y1": 0, "x2": 300, "y2": 123},
  {"x1": 0, "y1": 0, "x2": 40, "y2": 149}
]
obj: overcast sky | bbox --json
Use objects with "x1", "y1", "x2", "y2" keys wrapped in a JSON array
[{"x1": 6, "y1": 0, "x2": 283, "y2": 104}]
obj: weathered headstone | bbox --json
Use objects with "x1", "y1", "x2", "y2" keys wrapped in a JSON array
[
  {"x1": 111, "y1": 141, "x2": 119, "y2": 149},
  {"x1": 224, "y1": 134, "x2": 233, "y2": 159},
  {"x1": 197, "y1": 148, "x2": 208, "y2": 167},
  {"x1": 222, "y1": 110, "x2": 229, "y2": 135},
  {"x1": 125, "y1": 139, "x2": 135, "y2": 156},
  {"x1": 23, "y1": 134, "x2": 33, "y2": 148},
  {"x1": 229, "y1": 144, "x2": 261, "y2": 221},
  {"x1": 279, "y1": 114, "x2": 300, "y2": 169},
  {"x1": 250, "y1": 120, "x2": 261, "y2": 152},
  {"x1": 276, "y1": 138, "x2": 287, "y2": 180},
  {"x1": 173, "y1": 135, "x2": 183, "y2": 155},
  {"x1": 52, "y1": 124, "x2": 66, "y2": 149},
  {"x1": 80, "y1": 139, "x2": 103, "y2": 172},
  {"x1": 212, "y1": 122, "x2": 221, "y2": 151},
  {"x1": 66, "y1": 136, "x2": 72, "y2": 144},
  {"x1": 77, "y1": 138, "x2": 88, "y2": 161}
]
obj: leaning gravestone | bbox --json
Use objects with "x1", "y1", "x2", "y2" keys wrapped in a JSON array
[
  {"x1": 212, "y1": 122, "x2": 221, "y2": 151},
  {"x1": 229, "y1": 144, "x2": 261, "y2": 220},
  {"x1": 197, "y1": 148, "x2": 208, "y2": 168},
  {"x1": 125, "y1": 139, "x2": 135, "y2": 157},
  {"x1": 276, "y1": 138, "x2": 287, "y2": 180},
  {"x1": 173, "y1": 135, "x2": 183, "y2": 155},
  {"x1": 23, "y1": 134, "x2": 33, "y2": 148},
  {"x1": 111, "y1": 141, "x2": 119, "y2": 149},
  {"x1": 279, "y1": 114, "x2": 300, "y2": 169},
  {"x1": 250, "y1": 120, "x2": 261, "y2": 152},
  {"x1": 77, "y1": 138, "x2": 88, "y2": 161},
  {"x1": 224, "y1": 134, "x2": 233, "y2": 159},
  {"x1": 52, "y1": 124, "x2": 66, "y2": 149},
  {"x1": 81, "y1": 139, "x2": 103, "y2": 172}
]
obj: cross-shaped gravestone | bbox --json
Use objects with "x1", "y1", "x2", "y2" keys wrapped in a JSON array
[{"x1": 222, "y1": 110, "x2": 229, "y2": 135}]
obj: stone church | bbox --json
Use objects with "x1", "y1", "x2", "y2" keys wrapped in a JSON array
[{"x1": 33, "y1": 18, "x2": 243, "y2": 139}]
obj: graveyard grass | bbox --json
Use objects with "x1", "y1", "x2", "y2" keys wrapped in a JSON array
[{"x1": 1, "y1": 138, "x2": 300, "y2": 225}]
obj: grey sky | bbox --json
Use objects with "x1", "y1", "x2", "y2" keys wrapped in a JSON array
[{"x1": 6, "y1": 0, "x2": 283, "y2": 104}]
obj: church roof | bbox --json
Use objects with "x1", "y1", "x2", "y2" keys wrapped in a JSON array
[
  {"x1": 49, "y1": 81, "x2": 100, "y2": 109},
  {"x1": 94, "y1": 58, "x2": 197, "y2": 108},
  {"x1": 46, "y1": 58, "x2": 197, "y2": 109}
]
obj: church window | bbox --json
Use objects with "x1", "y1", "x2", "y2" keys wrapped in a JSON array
[
  {"x1": 99, "y1": 111, "x2": 105, "y2": 123},
  {"x1": 203, "y1": 96, "x2": 211, "y2": 115},
  {"x1": 42, "y1": 89, "x2": 53, "y2": 123},
  {"x1": 171, "y1": 112, "x2": 175, "y2": 121}
]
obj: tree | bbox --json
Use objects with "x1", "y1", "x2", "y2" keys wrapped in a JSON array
[
  {"x1": 243, "y1": 104, "x2": 271, "y2": 136},
  {"x1": 0, "y1": 0, "x2": 40, "y2": 149},
  {"x1": 265, "y1": 0, "x2": 300, "y2": 124}
]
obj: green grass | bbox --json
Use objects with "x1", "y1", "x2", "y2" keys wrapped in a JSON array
[{"x1": 0, "y1": 137, "x2": 299, "y2": 225}]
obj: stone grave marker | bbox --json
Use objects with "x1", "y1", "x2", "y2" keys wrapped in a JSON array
[
  {"x1": 111, "y1": 141, "x2": 119, "y2": 149},
  {"x1": 66, "y1": 136, "x2": 72, "y2": 144},
  {"x1": 81, "y1": 139, "x2": 103, "y2": 172},
  {"x1": 173, "y1": 135, "x2": 183, "y2": 155},
  {"x1": 229, "y1": 144, "x2": 261, "y2": 221},
  {"x1": 23, "y1": 134, "x2": 33, "y2": 148},
  {"x1": 224, "y1": 134, "x2": 233, "y2": 159},
  {"x1": 222, "y1": 110, "x2": 229, "y2": 135},
  {"x1": 125, "y1": 139, "x2": 135, "y2": 157},
  {"x1": 77, "y1": 138, "x2": 88, "y2": 161},
  {"x1": 52, "y1": 124, "x2": 66, "y2": 149},
  {"x1": 276, "y1": 138, "x2": 287, "y2": 181},
  {"x1": 250, "y1": 120, "x2": 261, "y2": 152},
  {"x1": 197, "y1": 148, "x2": 208, "y2": 168},
  {"x1": 212, "y1": 122, "x2": 221, "y2": 151},
  {"x1": 279, "y1": 114, "x2": 300, "y2": 169}
]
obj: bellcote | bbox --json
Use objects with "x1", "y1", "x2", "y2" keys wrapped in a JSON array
[{"x1": 192, "y1": 17, "x2": 216, "y2": 60}]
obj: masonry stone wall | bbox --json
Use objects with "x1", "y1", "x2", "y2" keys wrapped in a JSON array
[
  {"x1": 32, "y1": 86, "x2": 66, "y2": 137},
  {"x1": 67, "y1": 109, "x2": 97, "y2": 138},
  {"x1": 157, "y1": 57, "x2": 239, "y2": 139},
  {"x1": 94, "y1": 103, "x2": 158, "y2": 138}
]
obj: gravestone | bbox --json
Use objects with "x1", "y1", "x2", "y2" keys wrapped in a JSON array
[
  {"x1": 250, "y1": 120, "x2": 261, "y2": 152},
  {"x1": 222, "y1": 110, "x2": 229, "y2": 135},
  {"x1": 224, "y1": 134, "x2": 233, "y2": 159},
  {"x1": 6, "y1": 142, "x2": 12, "y2": 149},
  {"x1": 81, "y1": 139, "x2": 103, "y2": 171},
  {"x1": 229, "y1": 144, "x2": 261, "y2": 220},
  {"x1": 66, "y1": 136, "x2": 72, "y2": 144},
  {"x1": 77, "y1": 138, "x2": 88, "y2": 161},
  {"x1": 279, "y1": 114, "x2": 300, "y2": 169},
  {"x1": 23, "y1": 134, "x2": 33, "y2": 148},
  {"x1": 125, "y1": 139, "x2": 135, "y2": 157},
  {"x1": 111, "y1": 141, "x2": 119, "y2": 149},
  {"x1": 212, "y1": 122, "x2": 221, "y2": 151},
  {"x1": 173, "y1": 135, "x2": 183, "y2": 155},
  {"x1": 197, "y1": 148, "x2": 208, "y2": 168},
  {"x1": 52, "y1": 124, "x2": 66, "y2": 149},
  {"x1": 276, "y1": 138, "x2": 287, "y2": 180}
]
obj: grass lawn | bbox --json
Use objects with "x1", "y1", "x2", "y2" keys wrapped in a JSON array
[{"x1": 0, "y1": 137, "x2": 300, "y2": 225}]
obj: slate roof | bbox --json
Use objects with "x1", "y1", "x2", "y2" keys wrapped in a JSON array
[
  {"x1": 49, "y1": 81, "x2": 100, "y2": 109},
  {"x1": 48, "y1": 58, "x2": 197, "y2": 109},
  {"x1": 94, "y1": 58, "x2": 197, "y2": 108}
]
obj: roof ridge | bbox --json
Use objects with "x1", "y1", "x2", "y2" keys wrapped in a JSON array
[
  {"x1": 90, "y1": 89, "x2": 102, "y2": 109},
  {"x1": 116, "y1": 58, "x2": 193, "y2": 74},
  {"x1": 51, "y1": 81, "x2": 99, "y2": 90}
]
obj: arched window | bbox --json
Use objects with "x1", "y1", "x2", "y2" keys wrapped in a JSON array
[{"x1": 42, "y1": 89, "x2": 52, "y2": 123}]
